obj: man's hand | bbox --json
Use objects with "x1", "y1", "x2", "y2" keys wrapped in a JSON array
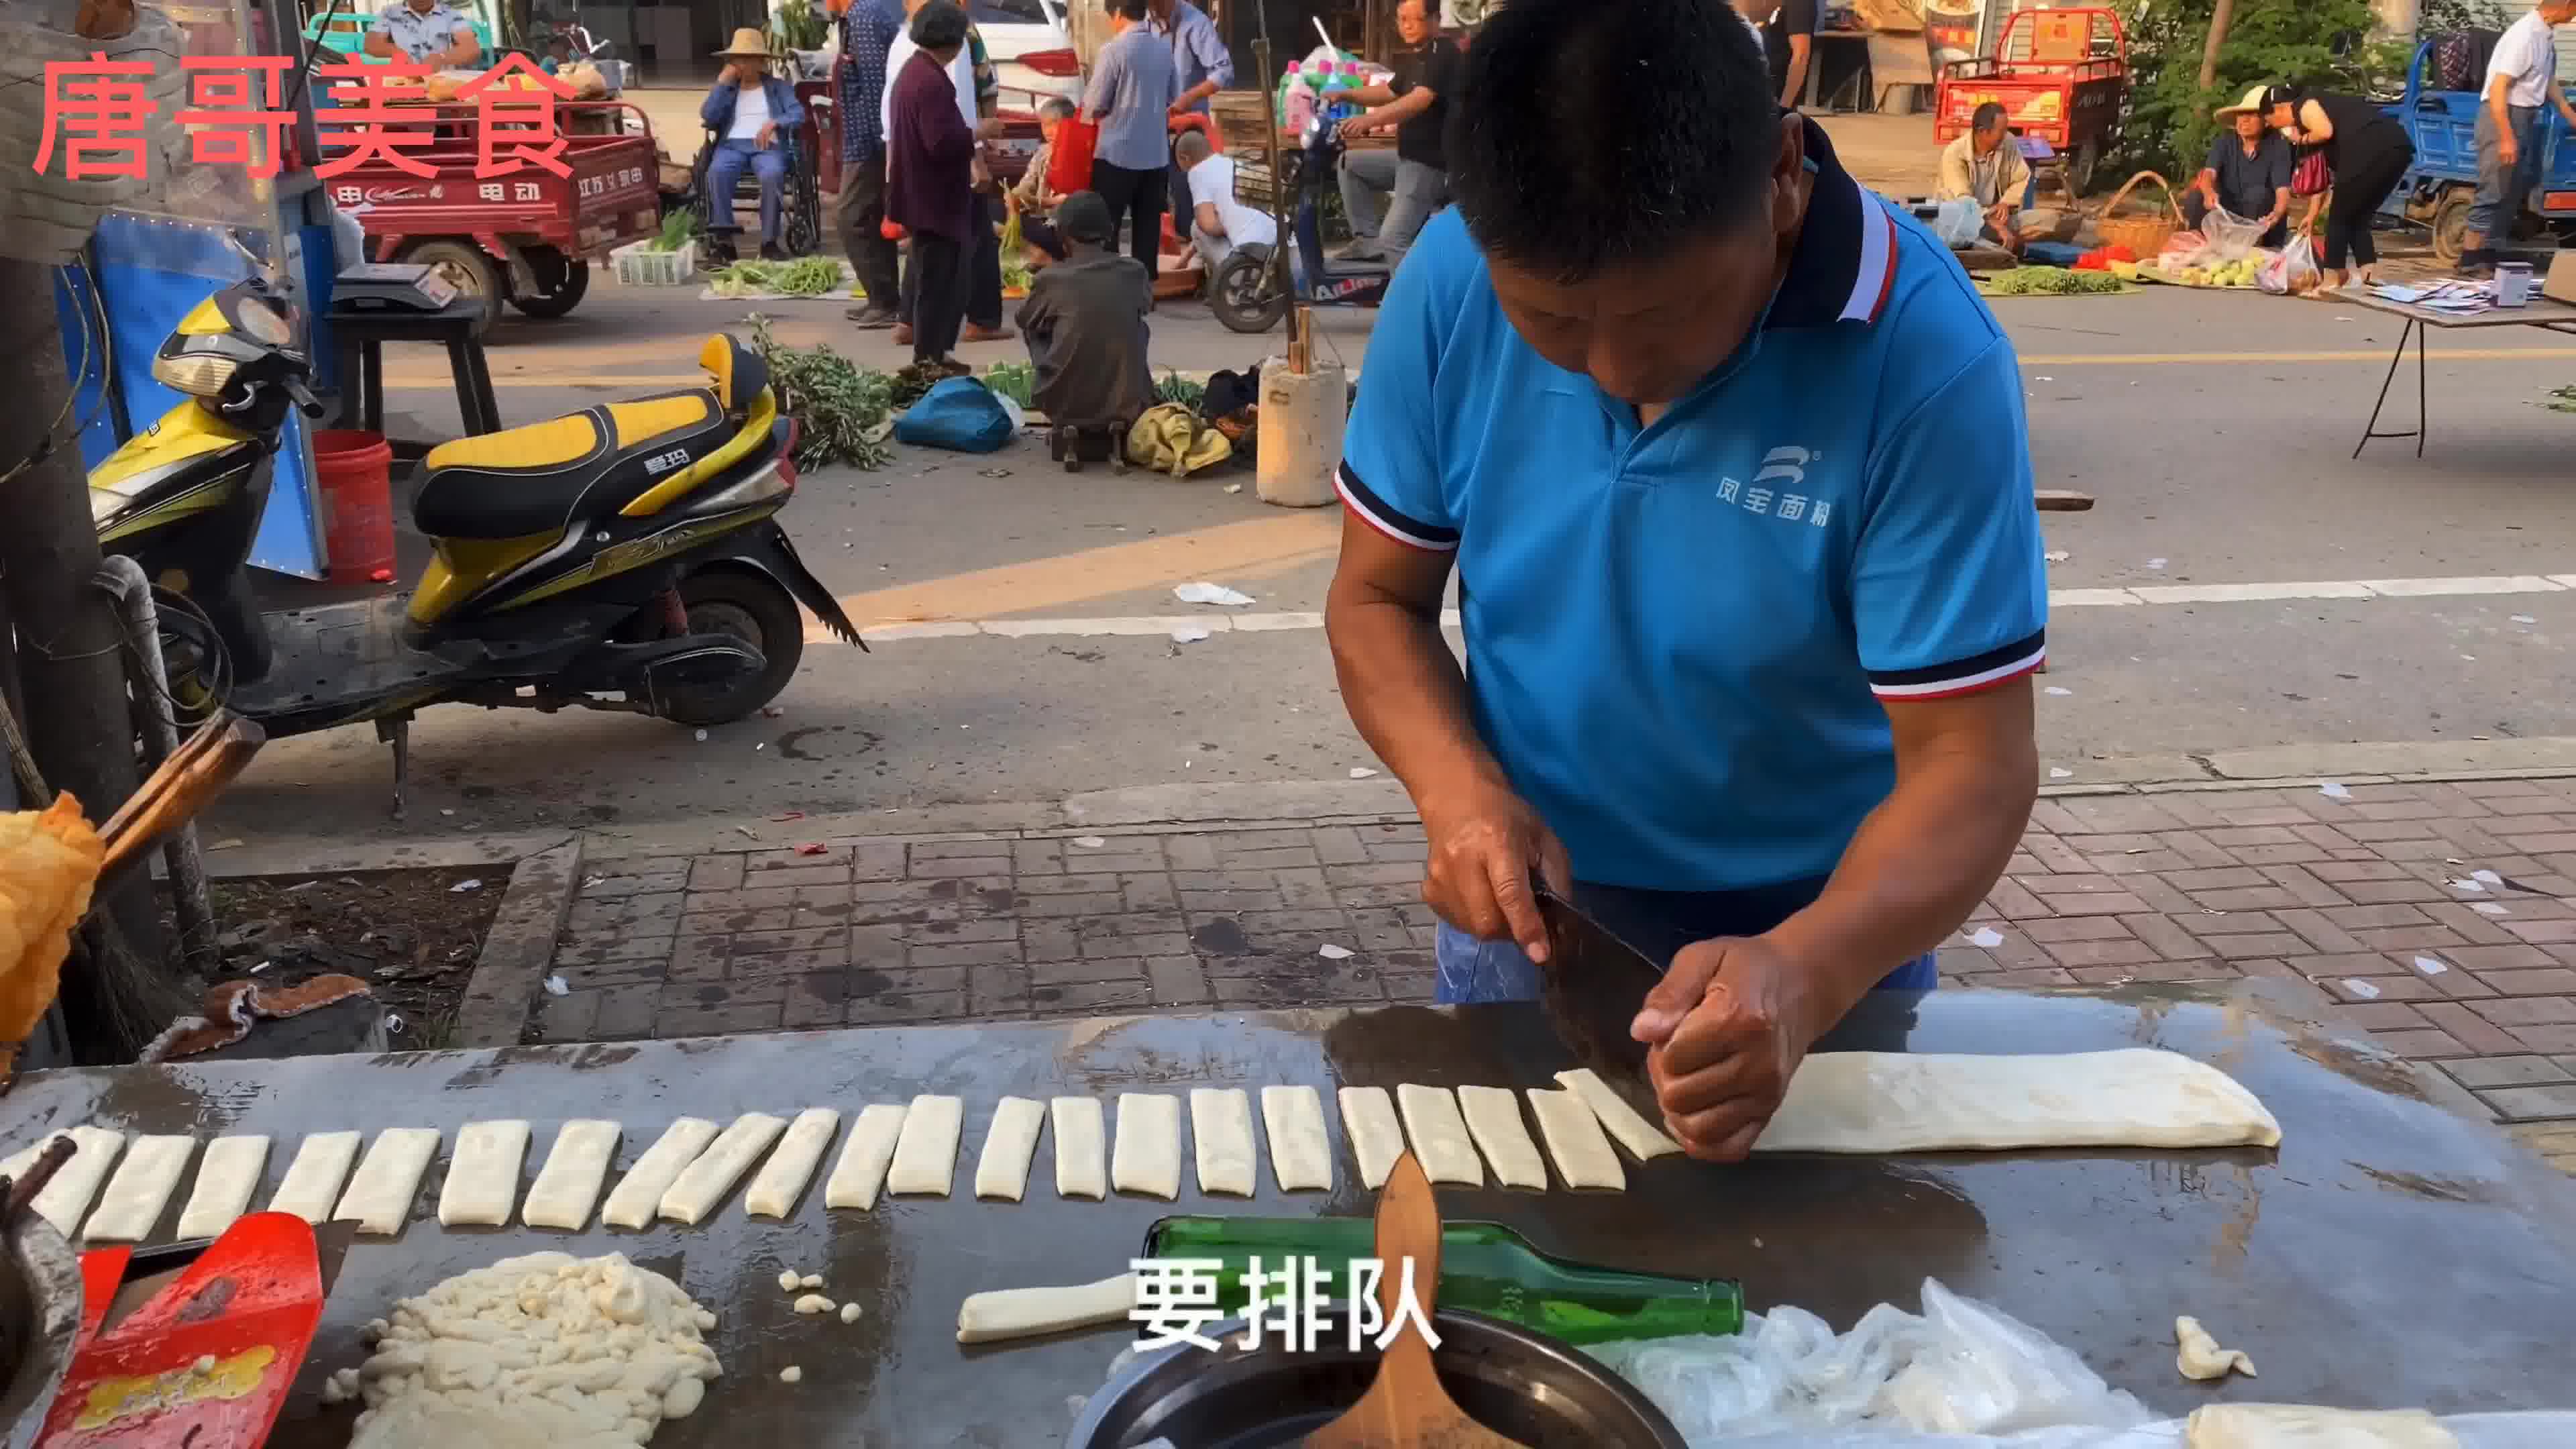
[
  {"x1": 757, "y1": 121, "x2": 777, "y2": 149},
  {"x1": 976, "y1": 117, "x2": 1008, "y2": 140},
  {"x1": 1417, "y1": 782, "x2": 1571, "y2": 965},
  {"x1": 1338, "y1": 113, "x2": 1379, "y2": 141},
  {"x1": 1632, "y1": 935, "x2": 1834, "y2": 1161},
  {"x1": 2500, "y1": 134, "x2": 2520, "y2": 168}
]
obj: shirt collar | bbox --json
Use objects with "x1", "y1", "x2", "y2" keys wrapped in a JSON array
[{"x1": 1762, "y1": 115, "x2": 1899, "y2": 331}]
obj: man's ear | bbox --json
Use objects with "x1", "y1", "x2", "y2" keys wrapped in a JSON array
[{"x1": 1771, "y1": 114, "x2": 1807, "y2": 241}]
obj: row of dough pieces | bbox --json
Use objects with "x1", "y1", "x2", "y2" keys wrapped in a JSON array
[{"x1": 0, "y1": 1071, "x2": 1676, "y2": 1244}]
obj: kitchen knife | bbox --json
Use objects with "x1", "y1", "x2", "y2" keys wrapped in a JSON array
[{"x1": 1532, "y1": 883, "x2": 1663, "y2": 1103}]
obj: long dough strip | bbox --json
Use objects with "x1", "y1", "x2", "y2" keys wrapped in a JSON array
[
  {"x1": 1259, "y1": 1085, "x2": 1332, "y2": 1192},
  {"x1": 973, "y1": 1097, "x2": 1045, "y2": 1201},
  {"x1": 1395, "y1": 1084, "x2": 1484, "y2": 1187},
  {"x1": 1456, "y1": 1085, "x2": 1547, "y2": 1190},
  {"x1": 824, "y1": 1104, "x2": 907, "y2": 1210},
  {"x1": 885, "y1": 1095, "x2": 963, "y2": 1197},
  {"x1": 438, "y1": 1120, "x2": 531, "y2": 1227},
  {"x1": 1555, "y1": 1067, "x2": 1683, "y2": 1161},
  {"x1": 522, "y1": 1120, "x2": 621, "y2": 1230},
  {"x1": 176, "y1": 1135, "x2": 270, "y2": 1238},
  {"x1": 1189, "y1": 1088, "x2": 1256, "y2": 1197},
  {"x1": 1110, "y1": 1093, "x2": 1182, "y2": 1199},
  {"x1": 956, "y1": 1274, "x2": 1137, "y2": 1344},
  {"x1": 83, "y1": 1134, "x2": 195, "y2": 1242},
  {"x1": 1050, "y1": 1096, "x2": 1106, "y2": 1200},
  {"x1": 657, "y1": 1112, "x2": 788, "y2": 1224},
  {"x1": 1525, "y1": 1087, "x2": 1623, "y2": 1191},
  {"x1": 1337, "y1": 1086, "x2": 1405, "y2": 1189},
  {"x1": 601, "y1": 1117, "x2": 719, "y2": 1229},
  {"x1": 30, "y1": 1127, "x2": 124, "y2": 1237},
  {"x1": 745, "y1": 1108, "x2": 840, "y2": 1219},
  {"x1": 332, "y1": 1128, "x2": 440, "y2": 1236},
  {"x1": 268, "y1": 1130, "x2": 362, "y2": 1224}
]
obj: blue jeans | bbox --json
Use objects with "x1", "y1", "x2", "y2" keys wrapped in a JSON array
[
  {"x1": 1432, "y1": 877, "x2": 1938, "y2": 1005},
  {"x1": 706, "y1": 138, "x2": 787, "y2": 244},
  {"x1": 2469, "y1": 104, "x2": 2541, "y2": 244}
]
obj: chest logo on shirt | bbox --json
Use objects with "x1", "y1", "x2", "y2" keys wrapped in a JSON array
[{"x1": 1716, "y1": 446, "x2": 1831, "y2": 526}]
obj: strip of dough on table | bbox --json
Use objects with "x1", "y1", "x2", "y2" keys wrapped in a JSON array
[
  {"x1": 1456, "y1": 1085, "x2": 1548, "y2": 1190},
  {"x1": 957, "y1": 1274, "x2": 1138, "y2": 1344},
  {"x1": 176, "y1": 1134, "x2": 270, "y2": 1238},
  {"x1": 1525, "y1": 1087, "x2": 1623, "y2": 1191},
  {"x1": 268, "y1": 1130, "x2": 363, "y2": 1224},
  {"x1": 2182, "y1": 1404, "x2": 2456, "y2": 1448},
  {"x1": 1395, "y1": 1084, "x2": 1485, "y2": 1187},
  {"x1": 659, "y1": 1112, "x2": 789, "y2": 1224},
  {"x1": 1259, "y1": 1085, "x2": 1332, "y2": 1192},
  {"x1": 973, "y1": 1097, "x2": 1044, "y2": 1201},
  {"x1": 522, "y1": 1119, "x2": 621, "y2": 1230},
  {"x1": 885, "y1": 1095, "x2": 964, "y2": 1197},
  {"x1": 1051, "y1": 1096, "x2": 1106, "y2": 1200},
  {"x1": 745, "y1": 1108, "x2": 841, "y2": 1219},
  {"x1": 600, "y1": 1116, "x2": 719, "y2": 1229},
  {"x1": 1337, "y1": 1086, "x2": 1405, "y2": 1189},
  {"x1": 83, "y1": 1134, "x2": 196, "y2": 1242},
  {"x1": 26, "y1": 1126, "x2": 124, "y2": 1238},
  {"x1": 1111, "y1": 1093, "x2": 1183, "y2": 1199},
  {"x1": 333, "y1": 1128, "x2": 441, "y2": 1236},
  {"x1": 1554, "y1": 1068, "x2": 1682, "y2": 1162},
  {"x1": 1752, "y1": 1049, "x2": 2282, "y2": 1153},
  {"x1": 1189, "y1": 1087, "x2": 1257, "y2": 1197},
  {"x1": 438, "y1": 1120, "x2": 531, "y2": 1227},
  {"x1": 824, "y1": 1103, "x2": 907, "y2": 1210}
]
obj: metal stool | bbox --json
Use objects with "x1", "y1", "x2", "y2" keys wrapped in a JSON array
[{"x1": 325, "y1": 297, "x2": 503, "y2": 461}]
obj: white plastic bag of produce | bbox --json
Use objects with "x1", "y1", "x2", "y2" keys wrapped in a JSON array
[
  {"x1": 2198, "y1": 206, "x2": 2271, "y2": 262},
  {"x1": 2259, "y1": 235, "x2": 2321, "y2": 295}
]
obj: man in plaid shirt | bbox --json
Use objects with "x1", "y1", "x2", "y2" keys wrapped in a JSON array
[{"x1": 838, "y1": 0, "x2": 904, "y2": 327}]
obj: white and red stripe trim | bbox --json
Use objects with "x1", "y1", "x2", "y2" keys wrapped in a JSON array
[{"x1": 1838, "y1": 201, "x2": 1900, "y2": 325}]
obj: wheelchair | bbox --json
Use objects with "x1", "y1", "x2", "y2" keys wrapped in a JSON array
[{"x1": 690, "y1": 120, "x2": 823, "y2": 258}]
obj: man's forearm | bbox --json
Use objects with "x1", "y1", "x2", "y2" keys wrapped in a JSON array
[
  {"x1": 1764, "y1": 735, "x2": 2034, "y2": 1014},
  {"x1": 1780, "y1": 46, "x2": 1811, "y2": 107},
  {"x1": 1178, "y1": 79, "x2": 1219, "y2": 109},
  {"x1": 1325, "y1": 591, "x2": 1507, "y2": 812}
]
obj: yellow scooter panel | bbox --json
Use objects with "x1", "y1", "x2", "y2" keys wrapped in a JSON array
[{"x1": 93, "y1": 402, "x2": 258, "y2": 491}]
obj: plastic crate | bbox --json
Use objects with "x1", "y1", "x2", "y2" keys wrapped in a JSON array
[{"x1": 612, "y1": 237, "x2": 696, "y2": 286}]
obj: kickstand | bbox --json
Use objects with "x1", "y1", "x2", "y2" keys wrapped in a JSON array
[{"x1": 376, "y1": 713, "x2": 413, "y2": 820}]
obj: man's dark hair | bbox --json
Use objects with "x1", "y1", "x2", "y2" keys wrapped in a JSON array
[
  {"x1": 1105, "y1": 0, "x2": 1149, "y2": 19},
  {"x1": 911, "y1": 0, "x2": 968, "y2": 49},
  {"x1": 1448, "y1": 0, "x2": 1782, "y2": 280},
  {"x1": 1972, "y1": 101, "x2": 2007, "y2": 136},
  {"x1": 1057, "y1": 190, "x2": 1114, "y2": 244}
]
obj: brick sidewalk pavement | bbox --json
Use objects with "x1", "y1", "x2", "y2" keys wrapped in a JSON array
[{"x1": 543, "y1": 777, "x2": 2576, "y2": 1127}]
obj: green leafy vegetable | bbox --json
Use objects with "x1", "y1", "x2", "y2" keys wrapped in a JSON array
[
  {"x1": 1984, "y1": 266, "x2": 2127, "y2": 297},
  {"x1": 1152, "y1": 370, "x2": 1204, "y2": 411},
  {"x1": 649, "y1": 208, "x2": 698, "y2": 253},
  {"x1": 981, "y1": 361, "x2": 1035, "y2": 409},
  {"x1": 710, "y1": 257, "x2": 846, "y2": 297},
  {"x1": 2548, "y1": 384, "x2": 2576, "y2": 415},
  {"x1": 745, "y1": 313, "x2": 896, "y2": 471}
]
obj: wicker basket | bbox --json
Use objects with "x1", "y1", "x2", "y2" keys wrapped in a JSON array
[
  {"x1": 612, "y1": 237, "x2": 696, "y2": 287},
  {"x1": 2095, "y1": 171, "x2": 2183, "y2": 258}
]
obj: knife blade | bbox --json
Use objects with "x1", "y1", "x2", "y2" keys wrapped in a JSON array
[{"x1": 1532, "y1": 883, "x2": 1663, "y2": 1102}]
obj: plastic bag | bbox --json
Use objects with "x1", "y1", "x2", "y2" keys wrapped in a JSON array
[
  {"x1": 2257, "y1": 234, "x2": 2320, "y2": 295},
  {"x1": 893, "y1": 377, "x2": 1014, "y2": 453},
  {"x1": 1927, "y1": 198, "x2": 1986, "y2": 248},
  {"x1": 2155, "y1": 230, "x2": 2210, "y2": 271},
  {"x1": 2197, "y1": 206, "x2": 2271, "y2": 262}
]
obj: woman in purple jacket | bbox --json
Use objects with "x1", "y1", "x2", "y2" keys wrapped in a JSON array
[{"x1": 886, "y1": 0, "x2": 980, "y2": 372}]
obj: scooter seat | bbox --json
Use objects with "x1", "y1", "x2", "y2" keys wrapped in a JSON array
[{"x1": 413, "y1": 389, "x2": 735, "y2": 539}]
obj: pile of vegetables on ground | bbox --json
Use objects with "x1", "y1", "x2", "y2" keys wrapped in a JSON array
[
  {"x1": 646, "y1": 209, "x2": 697, "y2": 253},
  {"x1": 710, "y1": 257, "x2": 847, "y2": 297},
  {"x1": 1984, "y1": 266, "x2": 2129, "y2": 297},
  {"x1": 745, "y1": 314, "x2": 898, "y2": 470}
]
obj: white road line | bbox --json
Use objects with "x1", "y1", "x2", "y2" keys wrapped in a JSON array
[{"x1": 824, "y1": 573, "x2": 2575, "y2": 642}]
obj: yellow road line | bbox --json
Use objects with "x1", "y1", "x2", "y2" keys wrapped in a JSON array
[{"x1": 833, "y1": 514, "x2": 1343, "y2": 625}]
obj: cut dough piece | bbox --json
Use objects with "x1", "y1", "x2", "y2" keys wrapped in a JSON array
[
  {"x1": 1110, "y1": 1093, "x2": 1182, "y2": 1199},
  {"x1": 2183, "y1": 1404, "x2": 2457, "y2": 1449},
  {"x1": 1456, "y1": 1085, "x2": 1547, "y2": 1191},
  {"x1": 885, "y1": 1095, "x2": 963, "y2": 1197},
  {"x1": 1051, "y1": 1096, "x2": 1106, "y2": 1200},
  {"x1": 1259, "y1": 1085, "x2": 1332, "y2": 1192},
  {"x1": 1395, "y1": 1084, "x2": 1485, "y2": 1187},
  {"x1": 437, "y1": 1120, "x2": 531, "y2": 1227},
  {"x1": 29, "y1": 1126, "x2": 124, "y2": 1238},
  {"x1": 83, "y1": 1134, "x2": 195, "y2": 1242},
  {"x1": 956, "y1": 1273, "x2": 1137, "y2": 1344},
  {"x1": 2175, "y1": 1315, "x2": 2257, "y2": 1381},
  {"x1": 267, "y1": 1130, "x2": 362, "y2": 1224},
  {"x1": 824, "y1": 1103, "x2": 906, "y2": 1210},
  {"x1": 1753, "y1": 1049, "x2": 2284, "y2": 1154},
  {"x1": 974, "y1": 1097, "x2": 1045, "y2": 1201},
  {"x1": 176, "y1": 1135, "x2": 270, "y2": 1238},
  {"x1": 1554, "y1": 1068, "x2": 1683, "y2": 1162},
  {"x1": 1525, "y1": 1088, "x2": 1623, "y2": 1191},
  {"x1": 332, "y1": 1128, "x2": 439, "y2": 1235},
  {"x1": 792, "y1": 1293, "x2": 835, "y2": 1315},
  {"x1": 600, "y1": 1116, "x2": 719, "y2": 1229},
  {"x1": 1338, "y1": 1086, "x2": 1406, "y2": 1189},
  {"x1": 745, "y1": 1108, "x2": 841, "y2": 1219},
  {"x1": 1189, "y1": 1088, "x2": 1256, "y2": 1197},
  {"x1": 659, "y1": 1112, "x2": 788, "y2": 1224},
  {"x1": 521, "y1": 1119, "x2": 621, "y2": 1230}
]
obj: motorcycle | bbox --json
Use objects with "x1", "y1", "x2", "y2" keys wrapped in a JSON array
[
  {"x1": 1207, "y1": 115, "x2": 1396, "y2": 335},
  {"x1": 89, "y1": 270, "x2": 862, "y2": 815}
]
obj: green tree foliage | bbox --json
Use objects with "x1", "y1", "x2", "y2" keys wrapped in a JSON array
[{"x1": 2114, "y1": 0, "x2": 2397, "y2": 180}]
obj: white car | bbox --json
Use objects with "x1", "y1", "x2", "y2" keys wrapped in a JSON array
[{"x1": 965, "y1": 0, "x2": 1083, "y2": 107}]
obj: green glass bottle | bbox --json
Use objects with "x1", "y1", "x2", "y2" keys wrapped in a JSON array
[{"x1": 1141, "y1": 1216, "x2": 1742, "y2": 1346}]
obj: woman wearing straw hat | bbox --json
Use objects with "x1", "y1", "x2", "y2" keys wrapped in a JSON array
[
  {"x1": 2186, "y1": 86, "x2": 2293, "y2": 250},
  {"x1": 700, "y1": 28, "x2": 808, "y2": 264}
]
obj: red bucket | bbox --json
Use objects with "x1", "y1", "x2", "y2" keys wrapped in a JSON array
[{"x1": 311, "y1": 429, "x2": 395, "y2": 586}]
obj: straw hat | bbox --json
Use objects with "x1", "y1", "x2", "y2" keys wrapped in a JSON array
[
  {"x1": 2212, "y1": 84, "x2": 2270, "y2": 121},
  {"x1": 712, "y1": 26, "x2": 776, "y2": 59}
]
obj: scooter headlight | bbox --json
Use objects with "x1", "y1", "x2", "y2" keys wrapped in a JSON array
[
  {"x1": 233, "y1": 296, "x2": 293, "y2": 347},
  {"x1": 151, "y1": 353, "x2": 240, "y2": 397}
]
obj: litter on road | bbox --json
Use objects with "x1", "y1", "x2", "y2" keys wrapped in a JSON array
[
  {"x1": 2317, "y1": 781, "x2": 2353, "y2": 800},
  {"x1": 1174, "y1": 582, "x2": 1256, "y2": 607}
]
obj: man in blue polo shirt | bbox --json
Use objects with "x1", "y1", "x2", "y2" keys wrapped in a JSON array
[{"x1": 1324, "y1": 0, "x2": 2045, "y2": 1162}]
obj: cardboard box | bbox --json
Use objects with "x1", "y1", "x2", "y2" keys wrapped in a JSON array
[{"x1": 2546, "y1": 252, "x2": 2576, "y2": 306}]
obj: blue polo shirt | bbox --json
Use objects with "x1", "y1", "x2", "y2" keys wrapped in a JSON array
[{"x1": 1338, "y1": 123, "x2": 2047, "y2": 895}]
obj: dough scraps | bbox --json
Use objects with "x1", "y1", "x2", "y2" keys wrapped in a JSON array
[
  {"x1": 1110, "y1": 1093, "x2": 1182, "y2": 1199},
  {"x1": 522, "y1": 1120, "x2": 622, "y2": 1231},
  {"x1": 1525, "y1": 1087, "x2": 1623, "y2": 1191},
  {"x1": 82, "y1": 1133, "x2": 194, "y2": 1242},
  {"x1": 1189, "y1": 1087, "x2": 1256, "y2": 1197},
  {"x1": 2176, "y1": 1314, "x2": 2257, "y2": 1381},
  {"x1": 1752, "y1": 1049, "x2": 2284, "y2": 1154},
  {"x1": 438, "y1": 1120, "x2": 531, "y2": 1228},
  {"x1": 823, "y1": 1103, "x2": 906, "y2": 1210},
  {"x1": 1394, "y1": 1083, "x2": 1485, "y2": 1187},
  {"x1": 1051, "y1": 1096, "x2": 1106, "y2": 1200},
  {"x1": 744, "y1": 1108, "x2": 840, "y2": 1220},
  {"x1": 1456, "y1": 1085, "x2": 1547, "y2": 1190},
  {"x1": 1337, "y1": 1085, "x2": 1405, "y2": 1189},
  {"x1": 1258, "y1": 1085, "x2": 1332, "y2": 1192},
  {"x1": 973, "y1": 1097, "x2": 1045, "y2": 1201},
  {"x1": 956, "y1": 1273, "x2": 1138, "y2": 1344}
]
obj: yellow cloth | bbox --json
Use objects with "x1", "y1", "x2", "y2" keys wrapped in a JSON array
[{"x1": 1125, "y1": 403, "x2": 1230, "y2": 477}]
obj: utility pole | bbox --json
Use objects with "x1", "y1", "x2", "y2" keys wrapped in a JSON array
[{"x1": 2197, "y1": 0, "x2": 2237, "y2": 92}]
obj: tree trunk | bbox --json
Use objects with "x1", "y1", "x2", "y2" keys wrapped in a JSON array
[{"x1": 2197, "y1": 0, "x2": 2237, "y2": 92}]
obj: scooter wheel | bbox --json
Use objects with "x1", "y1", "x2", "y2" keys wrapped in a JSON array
[
  {"x1": 1210, "y1": 249, "x2": 1291, "y2": 335},
  {"x1": 653, "y1": 568, "x2": 806, "y2": 727}
]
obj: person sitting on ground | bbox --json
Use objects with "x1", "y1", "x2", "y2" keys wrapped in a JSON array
[
  {"x1": 1009, "y1": 97, "x2": 1076, "y2": 266},
  {"x1": 1175, "y1": 129, "x2": 1278, "y2": 272},
  {"x1": 1935, "y1": 102, "x2": 2033, "y2": 254},
  {"x1": 700, "y1": 30, "x2": 808, "y2": 264},
  {"x1": 2187, "y1": 87, "x2": 2292, "y2": 249},
  {"x1": 1016, "y1": 191, "x2": 1154, "y2": 443}
]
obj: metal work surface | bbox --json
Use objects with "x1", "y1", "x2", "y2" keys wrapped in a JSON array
[{"x1": 2, "y1": 986, "x2": 2573, "y2": 1445}]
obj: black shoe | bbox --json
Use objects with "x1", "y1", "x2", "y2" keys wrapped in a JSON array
[
  {"x1": 760, "y1": 241, "x2": 789, "y2": 262},
  {"x1": 2457, "y1": 249, "x2": 2496, "y2": 279},
  {"x1": 706, "y1": 237, "x2": 739, "y2": 265}
]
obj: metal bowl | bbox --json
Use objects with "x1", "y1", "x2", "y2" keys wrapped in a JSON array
[{"x1": 1065, "y1": 1306, "x2": 1687, "y2": 1449}]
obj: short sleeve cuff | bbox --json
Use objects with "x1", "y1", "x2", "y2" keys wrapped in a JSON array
[
  {"x1": 1336, "y1": 461, "x2": 1457, "y2": 553},
  {"x1": 1868, "y1": 629, "x2": 2045, "y2": 701}
]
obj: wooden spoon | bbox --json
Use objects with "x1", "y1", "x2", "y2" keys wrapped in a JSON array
[{"x1": 1301, "y1": 1150, "x2": 1526, "y2": 1449}]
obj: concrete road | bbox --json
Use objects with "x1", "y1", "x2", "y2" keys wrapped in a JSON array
[{"x1": 202, "y1": 262, "x2": 2576, "y2": 844}]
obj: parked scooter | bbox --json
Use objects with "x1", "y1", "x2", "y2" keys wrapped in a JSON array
[
  {"x1": 89, "y1": 268, "x2": 861, "y2": 815},
  {"x1": 1207, "y1": 115, "x2": 1395, "y2": 334}
]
